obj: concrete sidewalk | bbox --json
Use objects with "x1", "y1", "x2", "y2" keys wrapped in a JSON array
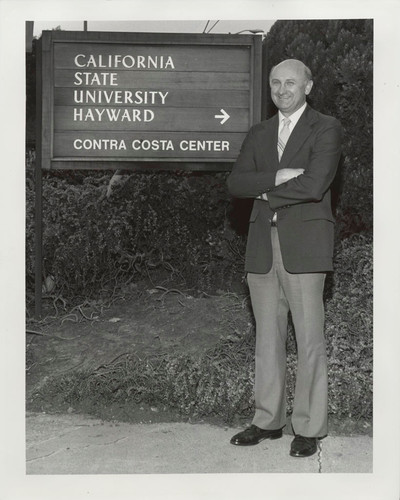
[{"x1": 26, "y1": 412, "x2": 372, "y2": 474}]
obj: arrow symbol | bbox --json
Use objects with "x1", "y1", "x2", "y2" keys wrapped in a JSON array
[{"x1": 214, "y1": 109, "x2": 230, "y2": 125}]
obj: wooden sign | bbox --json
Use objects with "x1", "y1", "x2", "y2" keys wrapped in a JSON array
[{"x1": 36, "y1": 31, "x2": 262, "y2": 171}]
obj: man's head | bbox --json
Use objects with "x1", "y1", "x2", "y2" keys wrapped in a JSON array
[{"x1": 269, "y1": 59, "x2": 313, "y2": 117}]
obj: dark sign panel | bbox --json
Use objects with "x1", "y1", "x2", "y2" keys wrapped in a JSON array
[{"x1": 37, "y1": 31, "x2": 262, "y2": 170}]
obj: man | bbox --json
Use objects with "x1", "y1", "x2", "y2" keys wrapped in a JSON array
[{"x1": 227, "y1": 59, "x2": 342, "y2": 457}]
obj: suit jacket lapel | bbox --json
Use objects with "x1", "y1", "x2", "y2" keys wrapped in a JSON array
[
  {"x1": 279, "y1": 106, "x2": 318, "y2": 168},
  {"x1": 259, "y1": 114, "x2": 280, "y2": 170}
]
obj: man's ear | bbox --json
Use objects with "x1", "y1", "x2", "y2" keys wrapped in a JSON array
[{"x1": 305, "y1": 80, "x2": 313, "y2": 95}]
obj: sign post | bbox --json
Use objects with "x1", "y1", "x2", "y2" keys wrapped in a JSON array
[{"x1": 35, "y1": 30, "x2": 262, "y2": 316}]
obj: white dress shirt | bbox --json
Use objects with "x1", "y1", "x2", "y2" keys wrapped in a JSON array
[{"x1": 278, "y1": 101, "x2": 307, "y2": 137}]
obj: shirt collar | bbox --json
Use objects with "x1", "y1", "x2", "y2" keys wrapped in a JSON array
[{"x1": 278, "y1": 102, "x2": 307, "y2": 129}]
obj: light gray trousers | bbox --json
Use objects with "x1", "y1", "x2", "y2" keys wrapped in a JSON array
[{"x1": 248, "y1": 227, "x2": 328, "y2": 438}]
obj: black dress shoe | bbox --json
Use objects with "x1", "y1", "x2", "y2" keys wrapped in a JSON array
[
  {"x1": 230, "y1": 425, "x2": 283, "y2": 446},
  {"x1": 290, "y1": 435, "x2": 318, "y2": 457}
]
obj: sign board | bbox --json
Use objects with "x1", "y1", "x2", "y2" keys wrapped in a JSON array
[
  {"x1": 36, "y1": 31, "x2": 262, "y2": 170},
  {"x1": 34, "y1": 30, "x2": 262, "y2": 317}
]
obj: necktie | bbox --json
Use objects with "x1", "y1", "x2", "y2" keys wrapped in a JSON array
[{"x1": 278, "y1": 117, "x2": 291, "y2": 161}]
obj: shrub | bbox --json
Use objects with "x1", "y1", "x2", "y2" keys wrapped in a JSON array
[
  {"x1": 26, "y1": 162, "x2": 245, "y2": 305},
  {"x1": 325, "y1": 233, "x2": 373, "y2": 419}
]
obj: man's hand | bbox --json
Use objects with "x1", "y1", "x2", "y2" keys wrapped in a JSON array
[
  {"x1": 275, "y1": 168, "x2": 304, "y2": 186},
  {"x1": 257, "y1": 168, "x2": 305, "y2": 200}
]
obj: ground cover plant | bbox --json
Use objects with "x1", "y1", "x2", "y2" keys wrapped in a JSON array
[{"x1": 27, "y1": 221, "x2": 372, "y2": 425}]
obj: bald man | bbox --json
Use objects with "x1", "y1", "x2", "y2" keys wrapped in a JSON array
[{"x1": 227, "y1": 59, "x2": 342, "y2": 457}]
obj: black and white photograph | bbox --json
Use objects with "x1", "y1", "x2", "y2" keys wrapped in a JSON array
[{"x1": 1, "y1": 1, "x2": 399, "y2": 499}]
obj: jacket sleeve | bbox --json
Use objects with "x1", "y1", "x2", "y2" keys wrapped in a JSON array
[
  {"x1": 267, "y1": 119, "x2": 342, "y2": 211},
  {"x1": 227, "y1": 127, "x2": 277, "y2": 198}
]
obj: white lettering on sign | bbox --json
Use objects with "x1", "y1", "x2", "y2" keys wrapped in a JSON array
[
  {"x1": 74, "y1": 54, "x2": 175, "y2": 70},
  {"x1": 73, "y1": 90, "x2": 169, "y2": 105},
  {"x1": 73, "y1": 139, "x2": 127, "y2": 150},
  {"x1": 73, "y1": 108, "x2": 155, "y2": 122},
  {"x1": 70, "y1": 138, "x2": 231, "y2": 153},
  {"x1": 74, "y1": 72, "x2": 118, "y2": 86},
  {"x1": 179, "y1": 140, "x2": 230, "y2": 152},
  {"x1": 132, "y1": 139, "x2": 174, "y2": 151}
]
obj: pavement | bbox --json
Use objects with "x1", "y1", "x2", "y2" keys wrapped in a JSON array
[{"x1": 26, "y1": 411, "x2": 372, "y2": 475}]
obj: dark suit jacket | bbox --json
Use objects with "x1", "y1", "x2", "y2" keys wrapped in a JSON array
[{"x1": 227, "y1": 105, "x2": 342, "y2": 274}]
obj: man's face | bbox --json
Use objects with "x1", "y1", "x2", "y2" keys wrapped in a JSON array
[{"x1": 269, "y1": 62, "x2": 313, "y2": 117}]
